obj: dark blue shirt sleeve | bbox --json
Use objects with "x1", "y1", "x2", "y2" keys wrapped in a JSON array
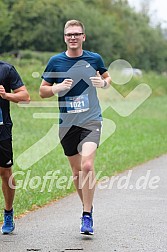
[
  {"x1": 96, "y1": 54, "x2": 108, "y2": 75},
  {"x1": 8, "y1": 66, "x2": 24, "y2": 90},
  {"x1": 42, "y1": 57, "x2": 55, "y2": 85}
]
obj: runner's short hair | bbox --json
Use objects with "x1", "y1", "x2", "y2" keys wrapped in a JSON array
[{"x1": 64, "y1": 20, "x2": 85, "y2": 33}]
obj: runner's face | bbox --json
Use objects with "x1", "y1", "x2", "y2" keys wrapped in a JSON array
[{"x1": 64, "y1": 26, "x2": 85, "y2": 50}]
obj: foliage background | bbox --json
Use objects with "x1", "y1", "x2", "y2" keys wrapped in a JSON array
[{"x1": 1, "y1": 0, "x2": 167, "y2": 72}]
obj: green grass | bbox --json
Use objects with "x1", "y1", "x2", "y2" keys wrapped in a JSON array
[
  {"x1": 0, "y1": 53, "x2": 167, "y2": 221},
  {"x1": 98, "y1": 95, "x2": 167, "y2": 176}
]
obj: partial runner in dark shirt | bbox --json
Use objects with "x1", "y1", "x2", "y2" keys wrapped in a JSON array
[
  {"x1": 0, "y1": 61, "x2": 25, "y2": 140},
  {"x1": 0, "y1": 61, "x2": 30, "y2": 235}
]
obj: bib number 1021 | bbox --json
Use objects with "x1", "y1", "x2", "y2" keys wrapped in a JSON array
[
  {"x1": 65, "y1": 94, "x2": 89, "y2": 113},
  {"x1": 70, "y1": 100, "x2": 84, "y2": 108}
]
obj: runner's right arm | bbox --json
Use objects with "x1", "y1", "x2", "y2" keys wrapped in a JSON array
[{"x1": 39, "y1": 79, "x2": 73, "y2": 98}]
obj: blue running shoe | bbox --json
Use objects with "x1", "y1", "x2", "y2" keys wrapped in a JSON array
[
  {"x1": 80, "y1": 215, "x2": 94, "y2": 235},
  {"x1": 1, "y1": 210, "x2": 15, "y2": 234}
]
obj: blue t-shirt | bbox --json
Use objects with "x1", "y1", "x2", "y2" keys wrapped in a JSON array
[
  {"x1": 42, "y1": 50, "x2": 107, "y2": 127},
  {"x1": 0, "y1": 61, "x2": 24, "y2": 140}
]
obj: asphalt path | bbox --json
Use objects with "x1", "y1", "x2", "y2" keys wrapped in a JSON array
[{"x1": 0, "y1": 155, "x2": 167, "y2": 252}]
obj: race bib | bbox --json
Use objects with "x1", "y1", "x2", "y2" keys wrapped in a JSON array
[
  {"x1": 65, "y1": 94, "x2": 89, "y2": 113},
  {"x1": 0, "y1": 107, "x2": 3, "y2": 125}
]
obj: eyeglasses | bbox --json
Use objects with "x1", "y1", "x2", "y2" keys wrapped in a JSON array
[{"x1": 64, "y1": 33, "x2": 84, "y2": 38}]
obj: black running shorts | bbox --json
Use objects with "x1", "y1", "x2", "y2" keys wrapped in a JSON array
[
  {"x1": 0, "y1": 138, "x2": 13, "y2": 168},
  {"x1": 59, "y1": 121, "x2": 102, "y2": 156}
]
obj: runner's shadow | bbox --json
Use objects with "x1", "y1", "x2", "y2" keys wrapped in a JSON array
[{"x1": 80, "y1": 235, "x2": 93, "y2": 241}]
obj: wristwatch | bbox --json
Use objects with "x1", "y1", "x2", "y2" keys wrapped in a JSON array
[{"x1": 102, "y1": 80, "x2": 107, "y2": 88}]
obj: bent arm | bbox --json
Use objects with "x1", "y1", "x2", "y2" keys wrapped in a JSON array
[
  {"x1": 39, "y1": 80, "x2": 54, "y2": 98},
  {"x1": 0, "y1": 85, "x2": 30, "y2": 103},
  {"x1": 39, "y1": 79, "x2": 73, "y2": 98}
]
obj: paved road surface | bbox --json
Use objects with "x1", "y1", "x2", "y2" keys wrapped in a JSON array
[{"x1": 0, "y1": 155, "x2": 167, "y2": 252}]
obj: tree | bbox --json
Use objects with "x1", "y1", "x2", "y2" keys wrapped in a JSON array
[
  {"x1": 0, "y1": 0, "x2": 167, "y2": 72},
  {"x1": 0, "y1": 1, "x2": 12, "y2": 52}
]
